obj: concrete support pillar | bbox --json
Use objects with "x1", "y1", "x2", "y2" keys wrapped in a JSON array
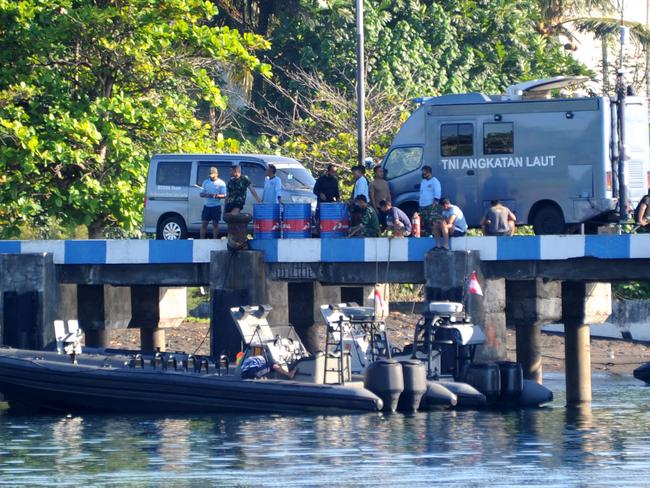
[
  {"x1": 564, "y1": 322, "x2": 591, "y2": 405},
  {"x1": 210, "y1": 250, "x2": 267, "y2": 360},
  {"x1": 140, "y1": 328, "x2": 166, "y2": 353},
  {"x1": 129, "y1": 286, "x2": 186, "y2": 353},
  {"x1": 424, "y1": 250, "x2": 505, "y2": 360},
  {"x1": 515, "y1": 323, "x2": 543, "y2": 383},
  {"x1": 506, "y1": 279, "x2": 562, "y2": 384},
  {"x1": 562, "y1": 281, "x2": 612, "y2": 406},
  {"x1": 0, "y1": 253, "x2": 57, "y2": 349},
  {"x1": 78, "y1": 285, "x2": 109, "y2": 348}
]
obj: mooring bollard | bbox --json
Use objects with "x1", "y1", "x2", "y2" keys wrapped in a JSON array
[{"x1": 224, "y1": 212, "x2": 252, "y2": 251}]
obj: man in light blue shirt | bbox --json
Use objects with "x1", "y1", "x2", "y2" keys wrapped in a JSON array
[
  {"x1": 434, "y1": 197, "x2": 467, "y2": 250},
  {"x1": 418, "y1": 165, "x2": 442, "y2": 236},
  {"x1": 200, "y1": 167, "x2": 227, "y2": 239},
  {"x1": 352, "y1": 165, "x2": 369, "y2": 201},
  {"x1": 262, "y1": 164, "x2": 283, "y2": 203}
]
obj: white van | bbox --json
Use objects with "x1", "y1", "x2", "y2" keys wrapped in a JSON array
[{"x1": 142, "y1": 154, "x2": 316, "y2": 239}]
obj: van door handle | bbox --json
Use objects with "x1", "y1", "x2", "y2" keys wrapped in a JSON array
[{"x1": 467, "y1": 170, "x2": 475, "y2": 176}]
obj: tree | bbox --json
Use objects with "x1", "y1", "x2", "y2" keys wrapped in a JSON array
[{"x1": 0, "y1": 0, "x2": 270, "y2": 238}]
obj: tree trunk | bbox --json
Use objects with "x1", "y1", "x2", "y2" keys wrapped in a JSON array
[
  {"x1": 251, "y1": 0, "x2": 274, "y2": 108},
  {"x1": 88, "y1": 219, "x2": 105, "y2": 239}
]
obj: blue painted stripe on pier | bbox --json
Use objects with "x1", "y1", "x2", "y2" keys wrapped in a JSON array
[
  {"x1": 321, "y1": 238, "x2": 364, "y2": 262},
  {"x1": 64, "y1": 240, "x2": 107, "y2": 264},
  {"x1": 250, "y1": 239, "x2": 278, "y2": 262},
  {"x1": 148, "y1": 240, "x2": 193, "y2": 263},
  {"x1": 585, "y1": 234, "x2": 630, "y2": 259},
  {"x1": 0, "y1": 241, "x2": 21, "y2": 254},
  {"x1": 407, "y1": 237, "x2": 435, "y2": 261},
  {"x1": 497, "y1": 236, "x2": 540, "y2": 260}
]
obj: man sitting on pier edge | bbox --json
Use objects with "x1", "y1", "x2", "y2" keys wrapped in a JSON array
[
  {"x1": 434, "y1": 198, "x2": 468, "y2": 250},
  {"x1": 349, "y1": 194, "x2": 380, "y2": 238}
]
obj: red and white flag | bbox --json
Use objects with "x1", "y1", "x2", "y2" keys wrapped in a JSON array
[
  {"x1": 373, "y1": 287, "x2": 384, "y2": 309},
  {"x1": 468, "y1": 271, "x2": 483, "y2": 296}
]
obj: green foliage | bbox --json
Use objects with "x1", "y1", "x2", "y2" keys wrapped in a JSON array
[
  {"x1": 613, "y1": 281, "x2": 650, "y2": 300},
  {"x1": 0, "y1": 0, "x2": 269, "y2": 237}
]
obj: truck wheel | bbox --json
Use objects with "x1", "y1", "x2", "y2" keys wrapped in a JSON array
[
  {"x1": 532, "y1": 206, "x2": 565, "y2": 235},
  {"x1": 157, "y1": 216, "x2": 187, "y2": 240}
]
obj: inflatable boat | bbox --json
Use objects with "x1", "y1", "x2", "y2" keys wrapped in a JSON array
[
  {"x1": 633, "y1": 362, "x2": 650, "y2": 384},
  {"x1": 0, "y1": 311, "x2": 383, "y2": 414}
]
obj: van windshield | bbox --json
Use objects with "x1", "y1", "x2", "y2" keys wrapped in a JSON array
[
  {"x1": 277, "y1": 167, "x2": 315, "y2": 189},
  {"x1": 383, "y1": 146, "x2": 423, "y2": 180}
]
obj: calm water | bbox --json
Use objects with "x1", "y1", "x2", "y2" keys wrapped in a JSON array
[{"x1": 1, "y1": 373, "x2": 650, "y2": 487}]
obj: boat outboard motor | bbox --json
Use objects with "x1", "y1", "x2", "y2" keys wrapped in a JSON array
[
  {"x1": 464, "y1": 363, "x2": 501, "y2": 404},
  {"x1": 497, "y1": 361, "x2": 524, "y2": 402},
  {"x1": 364, "y1": 359, "x2": 404, "y2": 412},
  {"x1": 397, "y1": 360, "x2": 427, "y2": 412}
]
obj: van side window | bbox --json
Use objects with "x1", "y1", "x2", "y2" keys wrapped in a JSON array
[
  {"x1": 383, "y1": 147, "x2": 423, "y2": 180},
  {"x1": 441, "y1": 124, "x2": 473, "y2": 157},
  {"x1": 197, "y1": 162, "x2": 230, "y2": 184},
  {"x1": 484, "y1": 123, "x2": 514, "y2": 154},
  {"x1": 241, "y1": 163, "x2": 266, "y2": 186},
  {"x1": 156, "y1": 162, "x2": 191, "y2": 186}
]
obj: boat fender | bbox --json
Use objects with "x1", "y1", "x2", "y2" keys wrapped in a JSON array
[
  {"x1": 185, "y1": 355, "x2": 195, "y2": 372},
  {"x1": 167, "y1": 355, "x2": 177, "y2": 371},
  {"x1": 364, "y1": 359, "x2": 404, "y2": 413},
  {"x1": 420, "y1": 381, "x2": 458, "y2": 410},
  {"x1": 397, "y1": 360, "x2": 427, "y2": 412},
  {"x1": 151, "y1": 352, "x2": 163, "y2": 370},
  {"x1": 135, "y1": 354, "x2": 144, "y2": 368},
  {"x1": 200, "y1": 358, "x2": 210, "y2": 374},
  {"x1": 218, "y1": 354, "x2": 229, "y2": 375},
  {"x1": 519, "y1": 379, "x2": 554, "y2": 407}
]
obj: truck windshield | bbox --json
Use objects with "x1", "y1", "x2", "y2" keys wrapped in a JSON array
[
  {"x1": 383, "y1": 147, "x2": 423, "y2": 180},
  {"x1": 277, "y1": 167, "x2": 316, "y2": 189}
]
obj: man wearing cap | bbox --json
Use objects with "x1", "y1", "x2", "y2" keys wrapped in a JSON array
[
  {"x1": 226, "y1": 163, "x2": 261, "y2": 214},
  {"x1": 200, "y1": 167, "x2": 227, "y2": 239}
]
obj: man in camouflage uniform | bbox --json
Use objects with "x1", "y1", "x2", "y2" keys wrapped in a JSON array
[
  {"x1": 349, "y1": 195, "x2": 380, "y2": 237},
  {"x1": 418, "y1": 165, "x2": 441, "y2": 237},
  {"x1": 225, "y1": 164, "x2": 261, "y2": 214}
]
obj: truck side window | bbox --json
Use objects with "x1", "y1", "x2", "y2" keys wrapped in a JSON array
[
  {"x1": 156, "y1": 162, "x2": 191, "y2": 186},
  {"x1": 484, "y1": 123, "x2": 514, "y2": 154},
  {"x1": 383, "y1": 147, "x2": 423, "y2": 180},
  {"x1": 441, "y1": 123, "x2": 473, "y2": 157}
]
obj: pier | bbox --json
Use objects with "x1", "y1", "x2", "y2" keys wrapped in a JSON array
[{"x1": 1, "y1": 234, "x2": 649, "y2": 406}]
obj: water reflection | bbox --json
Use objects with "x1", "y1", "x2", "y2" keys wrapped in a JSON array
[{"x1": 2, "y1": 375, "x2": 650, "y2": 485}]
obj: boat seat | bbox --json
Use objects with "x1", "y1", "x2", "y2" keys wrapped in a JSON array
[
  {"x1": 292, "y1": 352, "x2": 326, "y2": 384},
  {"x1": 54, "y1": 319, "x2": 83, "y2": 355}
]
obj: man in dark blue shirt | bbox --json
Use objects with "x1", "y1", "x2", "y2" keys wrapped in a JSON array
[{"x1": 379, "y1": 200, "x2": 412, "y2": 237}]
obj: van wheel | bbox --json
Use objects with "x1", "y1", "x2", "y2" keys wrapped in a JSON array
[
  {"x1": 532, "y1": 206, "x2": 565, "y2": 235},
  {"x1": 157, "y1": 216, "x2": 187, "y2": 240}
]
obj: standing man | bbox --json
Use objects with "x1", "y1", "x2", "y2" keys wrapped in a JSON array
[
  {"x1": 225, "y1": 163, "x2": 261, "y2": 214},
  {"x1": 379, "y1": 200, "x2": 411, "y2": 237},
  {"x1": 434, "y1": 198, "x2": 467, "y2": 250},
  {"x1": 419, "y1": 165, "x2": 442, "y2": 236},
  {"x1": 351, "y1": 165, "x2": 370, "y2": 226},
  {"x1": 262, "y1": 164, "x2": 282, "y2": 203},
  {"x1": 313, "y1": 164, "x2": 340, "y2": 203},
  {"x1": 352, "y1": 165, "x2": 370, "y2": 201},
  {"x1": 349, "y1": 195, "x2": 380, "y2": 237},
  {"x1": 635, "y1": 189, "x2": 650, "y2": 232},
  {"x1": 370, "y1": 166, "x2": 391, "y2": 228},
  {"x1": 199, "y1": 167, "x2": 227, "y2": 239},
  {"x1": 481, "y1": 200, "x2": 517, "y2": 236}
]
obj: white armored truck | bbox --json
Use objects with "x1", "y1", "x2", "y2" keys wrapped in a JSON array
[{"x1": 383, "y1": 76, "x2": 650, "y2": 234}]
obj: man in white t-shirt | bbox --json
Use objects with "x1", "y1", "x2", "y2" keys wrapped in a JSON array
[
  {"x1": 262, "y1": 164, "x2": 282, "y2": 203},
  {"x1": 418, "y1": 165, "x2": 442, "y2": 236},
  {"x1": 434, "y1": 197, "x2": 468, "y2": 250},
  {"x1": 350, "y1": 165, "x2": 370, "y2": 226}
]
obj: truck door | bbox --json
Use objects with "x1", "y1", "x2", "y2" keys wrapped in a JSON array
[{"x1": 433, "y1": 121, "x2": 480, "y2": 225}]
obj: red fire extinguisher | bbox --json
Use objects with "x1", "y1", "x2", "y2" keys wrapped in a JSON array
[{"x1": 412, "y1": 212, "x2": 421, "y2": 237}]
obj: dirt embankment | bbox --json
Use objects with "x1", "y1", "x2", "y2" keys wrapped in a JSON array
[{"x1": 109, "y1": 311, "x2": 650, "y2": 375}]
